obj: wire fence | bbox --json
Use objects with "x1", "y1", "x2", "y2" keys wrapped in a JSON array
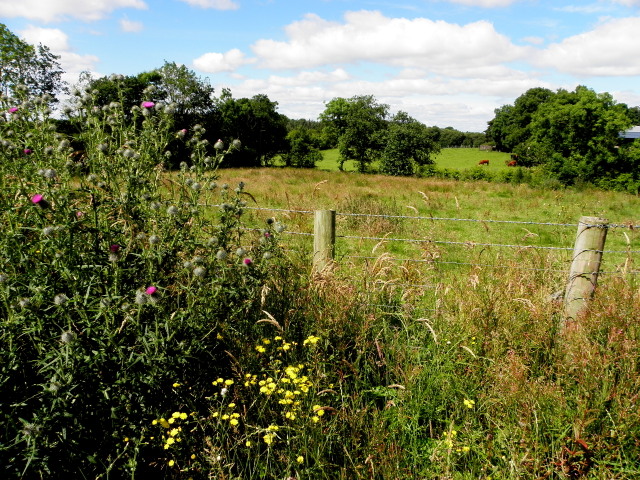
[{"x1": 232, "y1": 204, "x2": 640, "y2": 315}]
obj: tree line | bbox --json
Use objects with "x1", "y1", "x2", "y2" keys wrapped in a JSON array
[{"x1": 3, "y1": 22, "x2": 640, "y2": 190}]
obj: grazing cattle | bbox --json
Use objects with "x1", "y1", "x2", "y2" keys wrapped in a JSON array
[
  {"x1": 507, "y1": 160, "x2": 517, "y2": 167},
  {"x1": 478, "y1": 159, "x2": 489, "y2": 165}
]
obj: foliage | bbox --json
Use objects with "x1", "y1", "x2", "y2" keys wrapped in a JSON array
[
  {"x1": 319, "y1": 95, "x2": 389, "y2": 172},
  {"x1": 281, "y1": 127, "x2": 323, "y2": 168},
  {"x1": 380, "y1": 111, "x2": 440, "y2": 176},
  {"x1": 0, "y1": 85, "x2": 286, "y2": 478},
  {"x1": 486, "y1": 86, "x2": 640, "y2": 189},
  {"x1": 0, "y1": 23, "x2": 65, "y2": 101},
  {"x1": 216, "y1": 89, "x2": 288, "y2": 167}
]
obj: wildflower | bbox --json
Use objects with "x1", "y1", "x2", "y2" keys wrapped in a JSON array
[
  {"x1": 296, "y1": 456, "x2": 304, "y2": 464},
  {"x1": 229, "y1": 418, "x2": 239, "y2": 425},
  {"x1": 220, "y1": 387, "x2": 228, "y2": 397},
  {"x1": 463, "y1": 399, "x2": 475, "y2": 409},
  {"x1": 263, "y1": 433, "x2": 275, "y2": 445},
  {"x1": 43, "y1": 168, "x2": 57, "y2": 179},
  {"x1": 172, "y1": 382, "x2": 181, "y2": 388},
  {"x1": 216, "y1": 249, "x2": 228, "y2": 260},
  {"x1": 224, "y1": 379, "x2": 234, "y2": 386},
  {"x1": 23, "y1": 149, "x2": 32, "y2": 155},
  {"x1": 263, "y1": 251, "x2": 273, "y2": 260},
  {"x1": 193, "y1": 266, "x2": 206, "y2": 278},
  {"x1": 232, "y1": 139, "x2": 241, "y2": 149},
  {"x1": 166, "y1": 205, "x2": 179, "y2": 216},
  {"x1": 141, "y1": 101, "x2": 155, "y2": 108},
  {"x1": 214, "y1": 139, "x2": 224, "y2": 150},
  {"x1": 168, "y1": 460, "x2": 175, "y2": 467},
  {"x1": 243, "y1": 258, "x2": 252, "y2": 266},
  {"x1": 31, "y1": 194, "x2": 50, "y2": 208},
  {"x1": 9, "y1": 107, "x2": 18, "y2": 113},
  {"x1": 245, "y1": 440, "x2": 252, "y2": 447},
  {"x1": 60, "y1": 331, "x2": 77, "y2": 344},
  {"x1": 191, "y1": 182, "x2": 202, "y2": 191},
  {"x1": 54, "y1": 294, "x2": 69, "y2": 306}
]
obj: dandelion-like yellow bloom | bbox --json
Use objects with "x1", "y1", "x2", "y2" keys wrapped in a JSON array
[
  {"x1": 228, "y1": 402, "x2": 236, "y2": 408},
  {"x1": 296, "y1": 456, "x2": 304, "y2": 464},
  {"x1": 311, "y1": 416, "x2": 320, "y2": 423},
  {"x1": 172, "y1": 382, "x2": 181, "y2": 388},
  {"x1": 212, "y1": 412, "x2": 219, "y2": 418},
  {"x1": 168, "y1": 460, "x2": 175, "y2": 466},
  {"x1": 230, "y1": 419, "x2": 239, "y2": 426},
  {"x1": 180, "y1": 412, "x2": 187, "y2": 420},
  {"x1": 171, "y1": 412, "x2": 181, "y2": 418},
  {"x1": 169, "y1": 428, "x2": 180, "y2": 437},
  {"x1": 225, "y1": 379, "x2": 234, "y2": 386},
  {"x1": 159, "y1": 418, "x2": 170, "y2": 428},
  {"x1": 166, "y1": 437, "x2": 175, "y2": 446},
  {"x1": 246, "y1": 440, "x2": 252, "y2": 447},
  {"x1": 221, "y1": 414, "x2": 230, "y2": 420},
  {"x1": 263, "y1": 433, "x2": 275, "y2": 445},
  {"x1": 463, "y1": 399, "x2": 476, "y2": 409}
]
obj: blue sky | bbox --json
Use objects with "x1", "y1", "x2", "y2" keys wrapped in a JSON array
[{"x1": 2, "y1": 0, "x2": 640, "y2": 131}]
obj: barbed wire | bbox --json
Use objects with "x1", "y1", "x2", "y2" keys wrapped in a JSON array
[
  {"x1": 337, "y1": 211, "x2": 578, "y2": 227},
  {"x1": 344, "y1": 255, "x2": 569, "y2": 273},
  {"x1": 204, "y1": 203, "x2": 640, "y2": 229},
  {"x1": 339, "y1": 234, "x2": 575, "y2": 251}
]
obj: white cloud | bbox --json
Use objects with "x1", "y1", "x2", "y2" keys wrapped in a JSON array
[
  {"x1": 120, "y1": 17, "x2": 144, "y2": 33},
  {"x1": 535, "y1": 17, "x2": 640, "y2": 76},
  {"x1": 193, "y1": 49, "x2": 253, "y2": 73},
  {"x1": 445, "y1": 0, "x2": 518, "y2": 6},
  {"x1": 19, "y1": 26, "x2": 99, "y2": 82},
  {"x1": 251, "y1": 11, "x2": 528, "y2": 75},
  {"x1": 177, "y1": 0, "x2": 239, "y2": 10},
  {"x1": 0, "y1": 0, "x2": 147, "y2": 22},
  {"x1": 522, "y1": 36, "x2": 545, "y2": 45},
  {"x1": 610, "y1": 0, "x2": 640, "y2": 6}
]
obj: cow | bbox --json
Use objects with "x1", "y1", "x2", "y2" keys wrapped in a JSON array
[
  {"x1": 507, "y1": 160, "x2": 517, "y2": 167},
  {"x1": 478, "y1": 159, "x2": 489, "y2": 165}
]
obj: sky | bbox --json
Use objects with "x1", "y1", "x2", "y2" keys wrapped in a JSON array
[{"x1": 2, "y1": 0, "x2": 640, "y2": 132}]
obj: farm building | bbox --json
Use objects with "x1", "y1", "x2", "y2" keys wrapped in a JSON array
[{"x1": 618, "y1": 126, "x2": 640, "y2": 139}]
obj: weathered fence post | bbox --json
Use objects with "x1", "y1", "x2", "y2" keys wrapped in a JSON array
[
  {"x1": 563, "y1": 216, "x2": 608, "y2": 324},
  {"x1": 313, "y1": 209, "x2": 336, "y2": 272}
]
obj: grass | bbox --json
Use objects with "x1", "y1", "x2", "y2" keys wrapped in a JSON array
[
  {"x1": 3, "y1": 86, "x2": 640, "y2": 479},
  {"x1": 315, "y1": 147, "x2": 514, "y2": 172}
]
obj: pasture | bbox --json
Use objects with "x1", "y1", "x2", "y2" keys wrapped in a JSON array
[{"x1": 2, "y1": 90, "x2": 640, "y2": 479}]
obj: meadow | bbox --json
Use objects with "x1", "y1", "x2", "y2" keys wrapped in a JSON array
[{"x1": 1, "y1": 86, "x2": 640, "y2": 479}]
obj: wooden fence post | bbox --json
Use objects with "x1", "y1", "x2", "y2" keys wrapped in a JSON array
[
  {"x1": 563, "y1": 216, "x2": 608, "y2": 324},
  {"x1": 313, "y1": 210, "x2": 336, "y2": 272}
]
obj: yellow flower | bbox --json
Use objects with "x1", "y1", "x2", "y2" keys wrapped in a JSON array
[
  {"x1": 255, "y1": 345, "x2": 266, "y2": 353},
  {"x1": 221, "y1": 414, "x2": 230, "y2": 420},
  {"x1": 191, "y1": 454, "x2": 196, "y2": 459},
  {"x1": 123, "y1": 437, "x2": 129, "y2": 442},
  {"x1": 180, "y1": 412, "x2": 188, "y2": 420},
  {"x1": 216, "y1": 333, "x2": 223, "y2": 339},
  {"x1": 171, "y1": 412, "x2": 181, "y2": 418},
  {"x1": 168, "y1": 460, "x2": 175, "y2": 467},
  {"x1": 230, "y1": 419, "x2": 239, "y2": 426},
  {"x1": 152, "y1": 419, "x2": 158, "y2": 425},
  {"x1": 245, "y1": 440, "x2": 252, "y2": 447},
  {"x1": 172, "y1": 382, "x2": 181, "y2": 388},
  {"x1": 296, "y1": 455, "x2": 304, "y2": 464},
  {"x1": 212, "y1": 412, "x2": 219, "y2": 418},
  {"x1": 166, "y1": 437, "x2": 175, "y2": 445},
  {"x1": 263, "y1": 433, "x2": 275, "y2": 445},
  {"x1": 311, "y1": 416, "x2": 320, "y2": 423},
  {"x1": 463, "y1": 399, "x2": 476, "y2": 409},
  {"x1": 225, "y1": 379, "x2": 234, "y2": 386},
  {"x1": 228, "y1": 403, "x2": 236, "y2": 408},
  {"x1": 169, "y1": 428, "x2": 180, "y2": 437},
  {"x1": 159, "y1": 418, "x2": 170, "y2": 428},
  {"x1": 168, "y1": 418, "x2": 175, "y2": 424}
]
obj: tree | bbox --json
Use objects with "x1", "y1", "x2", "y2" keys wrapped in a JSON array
[
  {"x1": 0, "y1": 23, "x2": 65, "y2": 101},
  {"x1": 380, "y1": 112, "x2": 440, "y2": 176},
  {"x1": 216, "y1": 90, "x2": 288, "y2": 167},
  {"x1": 485, "y1": 87, "x2": 554, "y2": 152},
  {"x1": 281, "y1": 128, "x2": 323, "y2": 168},
  {"x1": 320, "y1": 95, "x2": 389, "y2": 172}
]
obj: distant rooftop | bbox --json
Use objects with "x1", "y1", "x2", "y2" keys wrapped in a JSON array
[{"x1": 619, "y1": 126, "x2": 640, "y2": 139}]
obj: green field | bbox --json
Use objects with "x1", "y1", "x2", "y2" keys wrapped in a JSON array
[{"x1": 315, "y1": 147, "x2": 513, "y2": 172}]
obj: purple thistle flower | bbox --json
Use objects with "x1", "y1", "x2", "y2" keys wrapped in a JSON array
[
  {"x1": 109, "y1": 244, "x2": 121, "y2": 253},
  {"x1": 141, "y1": 101, "x2": 155, "y2": 108},
  {"x1": 243, "y1": 258, "x2": 253, "y2": 266},
  {"x1": 31, "y1": 194, "x2": 50, "y2": 208},
  {"x1": 145, "y1": 286, "x2": 157, "y2": 295},
  {"x1": 9, "y1": 107, "x2": 18, "y2": 113},
  {"x1": 24, "y1": 149, "x2": 32, "y2": 155}
]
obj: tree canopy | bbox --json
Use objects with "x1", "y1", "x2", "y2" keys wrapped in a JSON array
[
  {"x1": 486, "y1": 86, "x2": 640, "y2": 189},
  {"x1": 0, "y1": 23, "x2": 65, "y2": 101}
]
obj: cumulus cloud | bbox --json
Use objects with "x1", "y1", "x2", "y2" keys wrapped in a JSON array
[
  {"x1": 20, "y1": 26, "x2": 99, "y2": 81},
  {"x1": 445, "y1": 0, "x2": 517, "y2": 6},
  {"x1": 193, "y1": 49, "x2": 253, "y2": 73},
  {"x1": 120, "y1": 17, "x2": 144, "y2": 33},
  {"x1": 0, "y1": 0, "x2": 147, "y2": 22},
  {"x1": 250, "y1": 11, "x2": 528, "y2": 75},
  {"x1": 610, "y1": 0, "x2": 640, "y2": 6},
  {"x1": 534, "y1": 17, "x2": 640, "y2": 76},
  {"x1": 177, "y1": 0, "x2": 239, "y2": 10}
]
